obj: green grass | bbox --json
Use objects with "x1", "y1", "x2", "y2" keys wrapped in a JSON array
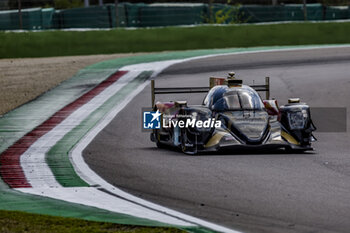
[
  {"x1": 0, "y1": 210, "x2": 185, "y2": 233},
  {"x1": 1, "y1": 22, "x2": 350, "y2": 58}
]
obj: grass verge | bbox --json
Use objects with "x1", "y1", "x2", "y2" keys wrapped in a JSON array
[
  {"x1": 1, "y1": 22, "x2": 350, "y2": 58},
  {"x1": 0, "y1": 210, "x2": 185, "y2": 233}
]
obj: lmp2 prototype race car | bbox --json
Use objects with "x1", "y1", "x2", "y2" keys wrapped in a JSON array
[{"x1": 150, "y1": 72, "x2": 316, "y2": 154}]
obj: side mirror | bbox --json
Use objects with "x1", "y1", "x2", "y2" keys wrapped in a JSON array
[{"x1": 263, "y1": 99, "x2": 279, "y2": 116}]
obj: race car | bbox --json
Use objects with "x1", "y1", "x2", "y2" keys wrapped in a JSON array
[{"x1": 150, "y1": 72, "x2": 316, "y2": 154}]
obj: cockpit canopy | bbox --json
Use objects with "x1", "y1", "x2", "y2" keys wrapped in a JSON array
[{"x1": 203, "y1": 85, "x2": 264, "y2": 111}]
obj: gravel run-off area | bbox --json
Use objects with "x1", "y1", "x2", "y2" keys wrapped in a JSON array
[{"x1": 0, "y1": 53, "x2": 143, "y2": 115}]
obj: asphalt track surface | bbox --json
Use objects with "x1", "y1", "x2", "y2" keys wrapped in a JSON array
[{"x1": 84, "y1": 47, "x2": 350, "y2": 233}]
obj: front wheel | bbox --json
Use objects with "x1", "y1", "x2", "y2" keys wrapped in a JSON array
[{"x1": 180, "y1": 128, "x2": 198, "y2": 155}]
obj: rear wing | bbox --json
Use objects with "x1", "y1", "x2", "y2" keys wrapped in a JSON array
[{"x1": 151, "y1": 76, "x2": 270, "y2": 107}]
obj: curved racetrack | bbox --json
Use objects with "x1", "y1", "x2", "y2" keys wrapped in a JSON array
[{"x1": 83, "y1": 47, "x2": 350, "y2": 233}]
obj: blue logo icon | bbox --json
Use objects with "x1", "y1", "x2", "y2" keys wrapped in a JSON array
[{"x1": 143, "y1": 110, "x2": 161, "y2": 129}]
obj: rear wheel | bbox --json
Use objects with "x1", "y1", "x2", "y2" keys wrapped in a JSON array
[{"x1": 153, "y1": 129, "x2": 167, "y2": 149}]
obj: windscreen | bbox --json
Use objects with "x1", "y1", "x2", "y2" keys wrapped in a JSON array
[{"x1": 213, "y1": 89, "x2": 263, "y2": 111}]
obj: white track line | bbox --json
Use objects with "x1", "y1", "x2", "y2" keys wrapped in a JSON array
[{"x1": 17, "y1": 187, "x2": 193, "y2": 226}]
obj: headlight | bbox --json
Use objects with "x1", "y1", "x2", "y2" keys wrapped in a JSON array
[{"x1": 288, "y1": 111, "x2": 305, "y2": 130}]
